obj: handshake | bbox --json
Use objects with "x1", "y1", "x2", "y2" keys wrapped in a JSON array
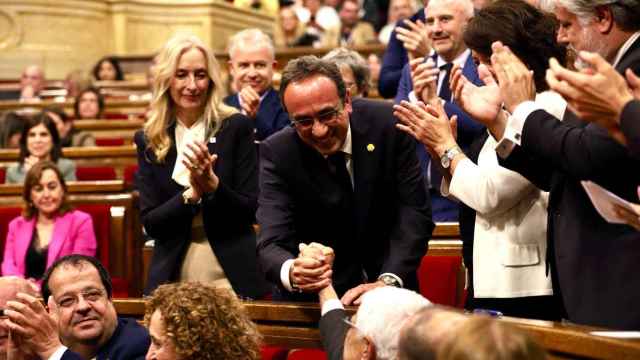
[{"x1": 289, "y1": 242, "x2": 335, "y2": 293}]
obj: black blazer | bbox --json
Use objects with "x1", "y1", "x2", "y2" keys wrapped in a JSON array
[
  {"x1": 256, "y1": 98, "x2": 434, "y2": 298},
  {"x1": 61, "y1": 317, "x2": 149, "y2": 360},
  {"x1": 135, "y1": 113, "x2": 268, "y2": 298},
  {"x1": 620, "y1": 100, "x2": 640, "y2": 159},
  {"x1": 319, "y1": 308, "x2": 349, "y2": 360},
  {"x1": 499, "y1": 36, "x2": 640, "y2": 329}
]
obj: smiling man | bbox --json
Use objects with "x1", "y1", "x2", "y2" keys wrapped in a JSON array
[
  {"x1": 224, "y1": 28, "x2": 290, "y2": 141},
  {"x1": 394, "y1": 0, "x2": 484, "y2": 222},
  {"x1": 3, "y1": 255, "x2": 149, "y2": 359},
  {"x1": 256, "y1": 56, "x2": 434, "y2": 304}
]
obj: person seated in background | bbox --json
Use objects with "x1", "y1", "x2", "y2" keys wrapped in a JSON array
[
  {"x1": 302, "y1": 241, "x2": 431, "y2": 360},
  {"x1": 274, "y1": 6, "x2": 321, "y2": 47},
  {"x1": 0, "y1": 276, "x2": 39, "y2": 360},
  {"x1": 322, "y1": 47, "x2": 371, "y2": 97},
  {"x1": 1, "y1": 161, "x2": 97, "y2": 283},
  {"x1": 379, "y1": 0, "x2": 417, "y2": 45},
  {"x1": 20, "y1": 65, "x2": 46, "y2": 101},
  {"x1": 296, "y1": 0, "x2": 341, "y2": 42},
  {"x1": 45, "y1": 106, "x2": 96, "y2": 147},
  {"x1": 5, "y1": 113, "x2": 76, "y2": 184},
  {"x1": 144, "y1": 282, "x2": 261, "y2": 360},
  {"x1": 225, "y1": 28, "x2": 290, "y2": 141},
  {"x1": 322, "y1": 0, "x2": 377, "y2": 47},
  {"x1": 0, "y1": 111, "x2": 26, "y2": 148},
  {"x1": 397, "y1": 306, "x2": 467, "y2": 360},
  {"x1": 437, "y1": 316, "x2": 547, "y2": 360},
  {"x1": 63, "y1": 70, "x2": 92, "y2": 99},
  {"x1": 74, "y1": 87, "x2": 105, "y2": 120},
  {"x1": 92, "y1": 57, "x2": 124, "y2": 81},
  {"x1": 3, "y1": 255, "x2": 150, "y2": 359}
]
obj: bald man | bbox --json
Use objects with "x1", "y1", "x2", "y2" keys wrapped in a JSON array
[
  {"x1": 0, "y1": 277, "x2": 39, "y2": 360},
  {"x1": 20, "y1": 65, "x2": 46, "y2": 100}
]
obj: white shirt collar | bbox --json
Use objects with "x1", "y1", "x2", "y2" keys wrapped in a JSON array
[
  {"x1": 172, "y1": 115, "x2": 206, "y2": 187},
  {"x1": 339, "y1": 120, "x2": 352, "y2": 157},
  {"x1": 613, "y1": 31, "x2": 640, "y2": 69},
  {"x1": 436, "y1": 49, "x2": 471, "y2": 69}
]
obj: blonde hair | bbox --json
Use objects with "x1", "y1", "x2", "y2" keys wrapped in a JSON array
[{"x1": 144, "y1": 33, "x2": 237, "y2": 162}]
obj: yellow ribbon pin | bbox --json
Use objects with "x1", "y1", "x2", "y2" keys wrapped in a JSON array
[{"x1": 367, "y1": 144, "x2": 375, "y2": 152}]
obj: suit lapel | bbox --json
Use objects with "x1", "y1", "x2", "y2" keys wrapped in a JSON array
[
  {"x1": 16, "y1": 218, "x2": 36, "y2": 270},
  {"x1": 462, "y1": 54, "x2": 482, "y2": 86},
  {"x1": 47, "y1": 214, "x2": 70, "y2": 267},
  {"x1": 615, "y1": 35, "x2": 640, "y2": 73},
  {"x1": 350, "y1": 116, "x2": 376, "y2": 237}
]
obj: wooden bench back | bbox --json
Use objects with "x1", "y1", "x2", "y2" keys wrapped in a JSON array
[{"x1": 113, "y1": 299, "x2": 640, "y2": 359}]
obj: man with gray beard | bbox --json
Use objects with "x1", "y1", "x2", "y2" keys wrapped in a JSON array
[{"x1": 449, "y1": 0, "x2": 640, "y2": 328}]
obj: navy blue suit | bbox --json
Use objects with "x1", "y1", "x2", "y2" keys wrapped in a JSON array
[
  {"x1": 61, "y1": 317, "x2": 149, "y2": 360},
  {"x1": 224, "y1": 88, "x2": 290, "y2": 141},
  {"x1": 378, "y1": 10, "x2": 425, "y2": 99},
  {"x1": 257, "y1": 98, "x2": 434, "y2": 300},
  {"x1": 135, "y1": 114, "x2": 269, "y2": 299},
  {"x1": 395, "y1": 54, "x2": 485, "y2": 221}
]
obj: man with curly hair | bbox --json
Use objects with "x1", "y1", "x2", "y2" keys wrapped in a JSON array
[{"x1": 144, "y1": 282, "x2": 261, "y2": 360}]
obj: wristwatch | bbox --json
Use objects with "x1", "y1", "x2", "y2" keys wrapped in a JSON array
[
  {"x1": 440, "y1": 146, "x2": 461, "y2": 169},
  {"x1": 378, "y1": 274, "x2": 402, "y2": 288}
]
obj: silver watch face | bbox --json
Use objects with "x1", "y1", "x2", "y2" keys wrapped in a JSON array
[{"x1": 441, "y1": 155, "x2": 450, "y2": 169}]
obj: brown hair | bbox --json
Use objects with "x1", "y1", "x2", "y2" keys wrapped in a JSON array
[
  {"x1": 22, "y1": 160, "x2": 72, "y2": 219},
  {"x1": 437, "y1": 316, "x2": 547, "y2": 360},
  {"x1": 144, "y1": 282, "x2": 261, "y2": 360}
]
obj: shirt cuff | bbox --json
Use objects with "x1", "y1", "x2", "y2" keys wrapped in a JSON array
[
  {"x1": 408, "y1": 91, "x2": 418, "y2": 104},
  {"x1": 280, "y1": 259, "x2": 295, "y2": 292},
  {"x1": 495, "y1": 102, "x2": 540, "y2": 158},
  {"x1": 47, "y1": 346, "x2": 68, "y2": 360},
  {"x1": 378, "y1": 272, "x2": 404, "y2": 288},
  {"x1": 321, "y1": 299, "x2": 345, "y2": 316}
]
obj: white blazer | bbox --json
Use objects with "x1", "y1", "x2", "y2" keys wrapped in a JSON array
[{"x1": 442, "y1": 91, "x2": 566, "y2": 298}]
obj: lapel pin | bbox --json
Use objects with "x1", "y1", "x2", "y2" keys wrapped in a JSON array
[
  {"x1": 367, "y1": 143, "x2": 375, "y2": 152},
  {"x1": 209, "y1": 136, "x2": 217, "y2": 143}
]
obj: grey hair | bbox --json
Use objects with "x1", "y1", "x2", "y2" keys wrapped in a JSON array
[
  {"x1": 322, "y1": 48, "x2": 371, "y2": 96},
  {"x1": 553, "y1": 0, "x2": 640, "y2": 30},
  {"x1": 354, "y1": 287, "x2": 432, "y2": 360},
  {"x1": 428, "y1": 0, "x2": 475, "y2": 19},
  {"x1": 227, "y1": 28, "x2": 275, "y2": 60}
]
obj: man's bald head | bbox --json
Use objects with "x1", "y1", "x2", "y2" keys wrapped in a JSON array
[{"x1": 20, "y1": 65, "x2": 45, "y2": 96}]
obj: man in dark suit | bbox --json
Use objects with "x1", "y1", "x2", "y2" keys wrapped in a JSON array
[
  {"x1": 452, "y1": 0, "x2": 640, "y2": 329},
  {"x1": 224, "y1": 28, "x2": 290, "y2": 141},
  {"x1": 395, "y1": 0, "x2": 484, "y2": 221},
  {"x1": 378, "y1": 9, "x2": 426, "y2": 99},
  {"x1": 256, "y1": 56, "x2": 434, "y2": 304},
  {"x1": 3, "y1": 255, "x2": 149, "y2": 359}
]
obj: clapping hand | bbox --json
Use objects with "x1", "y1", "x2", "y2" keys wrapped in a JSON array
[
  {"x1": 410, "y1": 57, "x2": 439, "y2": 105},
  {"x1": 396, "y1": 19, "x2": 431, "y2": 60},
  {"x1": 238, "y1": 86, "x2": 261, "y2": 119},
  {"x1": 451, "y1": 63, "x2": 506, "y2": 138},
  {"x1": 394, "y1": 100, "x2": 458, "y2": 158},
  {"x1": 3, "y1": 293, "x2": 62, "y2": 360},
  {"x1": 23, "y1": 155, "x2": 40, "y2": 173},
  {"x1": 491, "y1": 41, "x2": 536, "y2": 113},
  {"x1": 181, "y1": 141, "x2": 219, "y2": 198},
  {"x1": 546, "y1": 51, "x2": 640, "y2": 145}
]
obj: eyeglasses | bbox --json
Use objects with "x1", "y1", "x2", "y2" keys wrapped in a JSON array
[
  {"x1": 56, "y1": 288, "x2": 106, "y2": 309},
  {"x1": 290, "y1": 106, "x2": 343, "y2": 129}
]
